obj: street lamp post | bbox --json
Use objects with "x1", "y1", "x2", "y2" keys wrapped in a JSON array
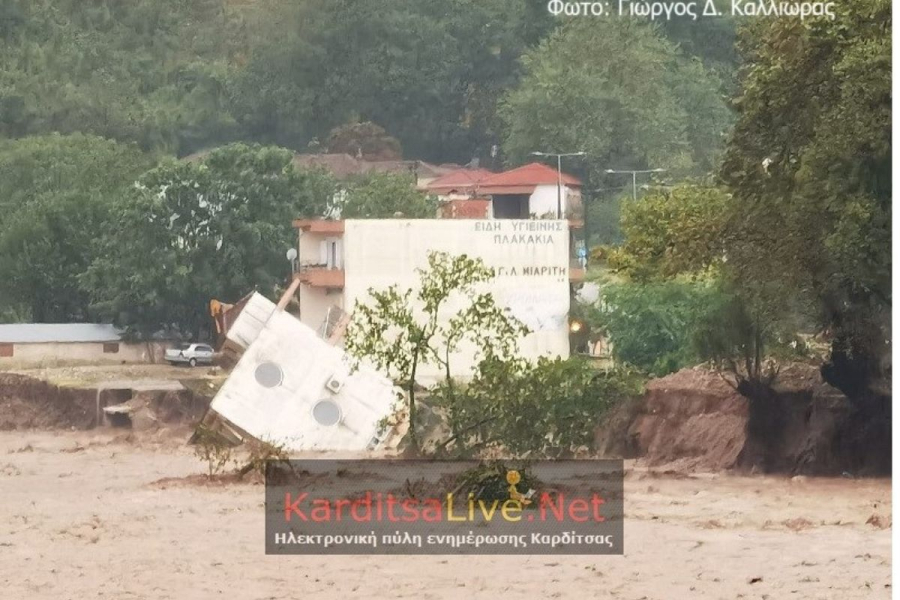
[
  {"x1": 604, "y1": 168, "x2": 667, "y2": 201},
  {"x1": 531, "y1": 151, "x2": 586, "y2": 218}
]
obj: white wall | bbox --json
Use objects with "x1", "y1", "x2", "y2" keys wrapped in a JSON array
[
  {"x1": 298, "y1": 286, "x2": 343, "y2": 334},
  {"x1": 296, "y1": 230, "x2": 346, "y2": 331},
  {"x1": 298, "y1": 231, "x2": 323, "y2": 265},
  {"x1": 211, "y1": 310, "x2": 398, "y2": 451},
  {"x1": 528, "y1": 184, "x2": 577, "y2": 218},
  {"x1": 340, "y1": 219, "x2": 570, "y2": 383}
]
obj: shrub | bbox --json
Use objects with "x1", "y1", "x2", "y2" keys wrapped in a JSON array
[
  {"x1": 586, "y1": 279, "x2": 724, "y2": 376},
  {"x1": 432, "y1": 357, "x2": 644, "y2": 458},
  {"x1": 192, "y1": 424, "x2": 234, "y2": 477}
]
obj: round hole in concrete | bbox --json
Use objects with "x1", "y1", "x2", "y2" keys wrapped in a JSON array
[
  {"x1": 254, "y1": 362, "x2": 283, "y2": 388},
  {"x1": 312, "y1": 399, "x2": 342, "y2": 427}
]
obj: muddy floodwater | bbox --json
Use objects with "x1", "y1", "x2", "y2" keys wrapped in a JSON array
[{"x1": 0, "y1": 430, "x2": 891, "y2": 599}]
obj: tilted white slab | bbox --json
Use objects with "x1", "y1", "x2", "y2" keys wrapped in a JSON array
[{"x1": 211, "y1": 308, "x2": 398, "y2": 451}]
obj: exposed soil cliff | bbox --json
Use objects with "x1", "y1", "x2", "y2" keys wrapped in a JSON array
[{"x1": 596, "y1": 364, "x2": 891, "y2": 475}]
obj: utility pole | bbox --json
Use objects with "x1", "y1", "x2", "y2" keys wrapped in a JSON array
[
  {"x1": 604, "y1": 168, "x2": 666, "y2": 201},
  {"x1": 531, "y1": 151, "x2": 586, "y2": 218}
]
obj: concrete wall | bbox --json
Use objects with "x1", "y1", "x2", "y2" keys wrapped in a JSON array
[
  {"x1": 211, "y1": 309, "x2": 398, "y2": 451},
  {"x1": 529, "y1": 184, "x2": 579, "y2": 218},
  {"x1": 341, "y1": 219, "x2": 571, "y2": 383},
  {"x1": 296, "y1": 229, "x2": 346, "y2": 331},
  {"x1": 0, "y1": 341, "x2": 170, "y2": 366},
  {"x1": 298, "y1": 231, "x2": 324, "y2": 265},
  {"x1": 298, "y1": 285, "x2": 344, "y2": 334}
]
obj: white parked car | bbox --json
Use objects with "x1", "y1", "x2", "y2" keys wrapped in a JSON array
[{"x1": 165, "y1": 343, "x2": 215, "y2": 367}]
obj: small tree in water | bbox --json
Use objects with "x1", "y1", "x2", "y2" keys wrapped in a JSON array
[{"x1": 345, "y1": 251, "x2": 528, "y2": 454}]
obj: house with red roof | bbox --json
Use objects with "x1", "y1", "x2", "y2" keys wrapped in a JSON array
[
  {"x1": 477, "y1": 162, "x2": 582, "y2": 220},
  {"x1": 421, "y1": 167, "x2": 495, "y2": 219},
  {"x1": 422, "y1": 168, "x2": 495, "y2": 198},
  {"x1": 422, "y1": 162, "x2": 583, "y2": 223}
]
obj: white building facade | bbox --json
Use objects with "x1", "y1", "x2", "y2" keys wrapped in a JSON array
[{"x1": 293, "y1": 219, "x2": 574, "y2": 382}]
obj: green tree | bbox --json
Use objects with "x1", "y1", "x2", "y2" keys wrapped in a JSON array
[
  {"x1": 325, "y1": 121, "x2": 402, "y2": 160},
  {"x1": 0, "y1": 134, "x2": 153, "y2": 322},
  {"x1": 0, "y1": 0, "x2": 249, "y2": 154},
  {"x1": 608, "y1": 184, "x2": 730, "y2": 281},
  {"x1": 229, "y1": 0, "x2": 549, "y2": 162},
  {"x1": 337, "y1": 171, "x2": 438, "y2": 218},
  {"x1": 345, "y1": 251, "x2": 529, "y2": 453},
  {"x1": 719, "y1": 0, "x2": 891, "y2": 398},
  {"x1": 500, "y1": 18, "x2": 732, "y2": 182},
  {"x1": 81, "y1": 143, "x2": 328, "y2": 337},
  {"x1": 657, "y1": 0, "x2": 739, "y2": 85},
  {"x1": 433, "y1": 356, "x2": 644, "y2": 457},
  {"x1": 586, "y1": 280, "x2": 723, "y2": 376}
]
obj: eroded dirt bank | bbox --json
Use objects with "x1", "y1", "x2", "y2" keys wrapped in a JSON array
[
  {"x1": 596, "y1": 365, "x2": 892, "y2": 476},
  {"x1": 0, "y1": 372, "x2": 210, "y2": 432}
]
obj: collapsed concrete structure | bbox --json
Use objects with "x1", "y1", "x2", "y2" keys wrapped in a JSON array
[{"x1": 204, "y1": 293, "x2": 400, "y2": 452}]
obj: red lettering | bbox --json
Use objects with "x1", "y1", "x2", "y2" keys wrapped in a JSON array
[
  {"x1": 540, "y1": 492, "x2": 565, "y2": 521},
  {"x1": 284, "y1": 492, "x2": 308, "y2": 522},
  {"x1": 591, "y1": 494, "x2": 606, "y2": 522},
  {"x1": 421, "y1": 498, "x2": 443, "y2": 522},
  {"x1": 351, "y1": 492, "x2": 372, "y2": 522},
  {"x1": 401, "y1": 498, "x2": 419, "y2": 523},
  {"x1": 387, "y1": 494, "x2": 400, "y2": 522},
  {"x1": 310, "y1": 499, "x2": 331, "y2": 522},
  {"x1": 568, "y1": 498, "x2": 589, "y2": 522}
]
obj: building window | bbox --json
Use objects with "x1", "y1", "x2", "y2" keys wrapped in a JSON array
[
  {"x1": 319, "y1": 237, "x2": 343, "y2": 269},
  {"x1": 103, "y1": 343, "x2": 120, "y2": 354},
  {"x1": 0, "y1": 343, "x2": 12, "y2": 357}
]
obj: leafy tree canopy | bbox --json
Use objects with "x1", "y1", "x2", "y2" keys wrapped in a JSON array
[
  {"x1": 0, "y1": 0, "x2": 250, "y2": 155},
  {"x1": 325, "y1": 122, "x2": 402, "y2": 161},
  {"x1": 720, "y1": 0, "x2": 891, "y2": 394},
  {"x1": 227, "y1": 0, "x2": 556, "y2": 163},
  {"x1": 81, "y1": 143, "x2": 328, "y2": 337},
  {"x1": 501, "y1": 18, "x2": 732, "y2": 182},
  {"x1": 0, "y1": 134, "x2": 153, "y2": 322},
  {"x1": 608, "y1": 184, "x2": 730, "y2": 281},
  {"x1": 337, "y1": 172, "x2": 438, "y2": 219},
  {"x1": 0, "y1": 2, "x2": 739, "y2": 166}
]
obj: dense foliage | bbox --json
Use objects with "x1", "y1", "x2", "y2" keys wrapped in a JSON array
[
  {"x1": 720, "y1": 0, "x2": 891, "y2": 397},
  {"x1": 0, "y1": 134, "x2": 153, "y2": 322},
  {"x1": 501, "y1": 18, "x2": 732, "y2": 182},
  {"x1": 0, "y1": 0, "x2": 248, "y2": 155},
  {"x1": 578, "y1": 3, "x2": 891, "y2": 402},
  {"x1": 337, "y1": 172, "x2": 439, "y2": 219},
  {"x1": 81, "y1": 143, "x2": 327, "y2": 337},
  {"x1": 0, "y1": 1, "x2": 737, "y2": 165},
  {"x1": 432, "y1": 356, "x2": 645, "y2": 457},
  {"x1": 586, "y1": 280, "x2": 724, "y2": 376},
  {"x1": 608, "y1": 185, "x2": 729, "y2": 280}
]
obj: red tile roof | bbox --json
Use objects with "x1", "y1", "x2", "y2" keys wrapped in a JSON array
[
  {"x1": 424, "y1": 168, "x2": 495, "y2": 192},
  {"x1": 479, "y1": 162, "x2": 582, "y2": 193}
]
